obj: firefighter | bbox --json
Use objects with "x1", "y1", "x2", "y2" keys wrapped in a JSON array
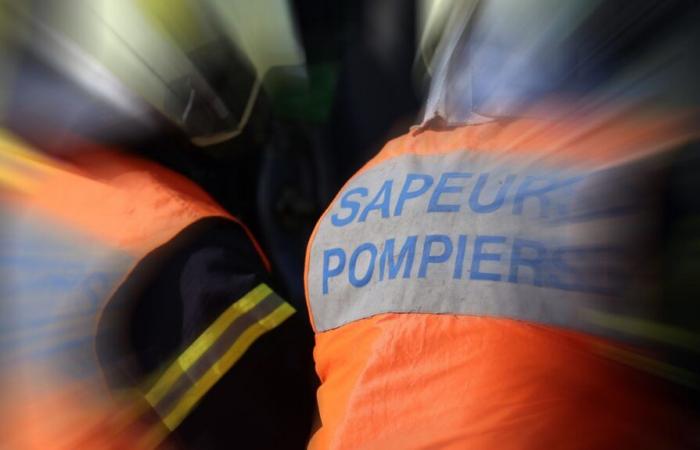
[
  {"x1": 304, "y1": 0, "x2": 700, "y2": 448},
  {"x1": 0, "y1": 131, "x2": 314, "y2": 449}
]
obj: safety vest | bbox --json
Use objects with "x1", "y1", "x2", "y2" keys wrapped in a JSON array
[
  {"x1": 0, "y1": 132, "x2": 294, "y2": 448},
  {"x1": 305, "y1": 108, "x2": 699, "y2": 449}
]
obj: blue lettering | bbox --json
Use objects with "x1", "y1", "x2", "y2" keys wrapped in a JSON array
[
  {"x1": 469, "y1": 173, "x2": 516, "y2": 213},
  {"x1": 470, "y1": 235, "x2": 506, "y2": 281},
  {"x1": 547, "y1": 247, "x2": 585, "y2": 292},
  {"x1": 508, "y1": 239, "x2": 546, "y2": 286},
  {"x1": 564, "y1": 246, "x2": 628, "y2": 296},
  {"x1": 427, "y1": 172, "x2": 472, "y2": 213},
  {"x1": 331, "y1": 187, "x2": 368, "y2": 227},
  {"x1": 359, "y1": 180, "x2": 393, "y2": 222},
  {"x1": 453, "y1": 234, "x2": 468, "y2": 279},
  {"x1": 379, "y1": 236, "x2": 418, "y2": 280},
  {"x1": 512, "y1": 176, "x2": 554, "y2": 218},
  {"x1": 349, "y1": 243, "x2": 377, "y2": 287},
  {"x1": 322, "y1": 248, "x2": 346, "y2": 294},
  {"x1": 551, "y1": 176, "x2": 586, "y2": 221},
  {"x1": 394, "y1": 173, "x2": 433, "y2": 216},
  {"x1": 418, "y1": 234, "x2": 453, "y2": 278}
]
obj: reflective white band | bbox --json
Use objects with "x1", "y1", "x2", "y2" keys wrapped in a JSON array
[{"x1": 308, "y1": 150, "x2": 653, "y2": 336}]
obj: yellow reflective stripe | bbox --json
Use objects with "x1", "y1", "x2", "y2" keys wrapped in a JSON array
[
  {"x1": 0, "y1": 164, "x2": 36, "y2": 192},
  {"x1": 0, "y1": 130, "x2": 58, "y2": 172},
  {"x1": 161, "y1": 302, "x2": 295, "y2": 430},
  {"x1": 0, "y1": 129, "x2": 54, "y2": 193},
  {"x1": 582, "y1": 308, "x2": 700, "y2": 353},
  {"x1": 593, "y1": 342, "x2": 700, "y2": 389},
  {"x1": 138, "y1": 423, "x2": 170, "y2": 450},
  {"x1": 145, "y1": 283, "x2": 272, "y2": 406}
]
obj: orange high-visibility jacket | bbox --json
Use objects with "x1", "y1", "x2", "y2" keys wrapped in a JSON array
[
  {"x1": 304, "y1": 109, "x2": 698, "y2": 450},
  {"x1": 0, "y1": 134, "x2": 281, "y2": 448}
]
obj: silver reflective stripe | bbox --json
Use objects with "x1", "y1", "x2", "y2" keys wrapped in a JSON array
[{"x1": 308, "y1": 150, "x2": 655, "y2": 335}]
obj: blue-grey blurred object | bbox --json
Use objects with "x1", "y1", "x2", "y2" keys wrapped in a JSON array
[{"x1": 422, "y1": 0, "x2": 700, "y2": 124}]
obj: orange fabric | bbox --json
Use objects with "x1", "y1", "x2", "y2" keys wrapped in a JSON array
[
  {"x1": 1, "y1": 377, "x2": 171, "y2": 450},
  {"x1": 19, "y1": 148, "x2": 269, "y2": 269},
  {"x1": 0, "y1": 131, "x2": 269, "y2": 267},
  {"x1": 310, "y1": 315, "x2": 688, "y2": 450},
  {"x1": 376, "y1": 107, "x2": 693, "y2": 170},
  {"x1": 0, "y1": 139, "x2": 271, "y2": 448},
  {"x1": 304, "y1": 108, "x2": 698, "y2": 449},
  {"x1": 303, "y1": 108, "x2": 694, "y2": 330}
]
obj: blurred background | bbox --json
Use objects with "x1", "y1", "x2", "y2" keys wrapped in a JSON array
[
  {"x1": 0, "y1": 0, "x2": 425, "y2": 304},
  {"x1": 0, "y1": 0, "x2": 699, "y2": 448},
  {"x1": 2, "y1": 0, "x2": 696, "y2": 306},
  {"x1": 0, "y1": 1, "x2": 426, "y2": 448}
]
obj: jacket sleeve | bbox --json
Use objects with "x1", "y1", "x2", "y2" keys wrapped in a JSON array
[{"x1": 98, "y1": 216, "x2": 317, "y2": 450}]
